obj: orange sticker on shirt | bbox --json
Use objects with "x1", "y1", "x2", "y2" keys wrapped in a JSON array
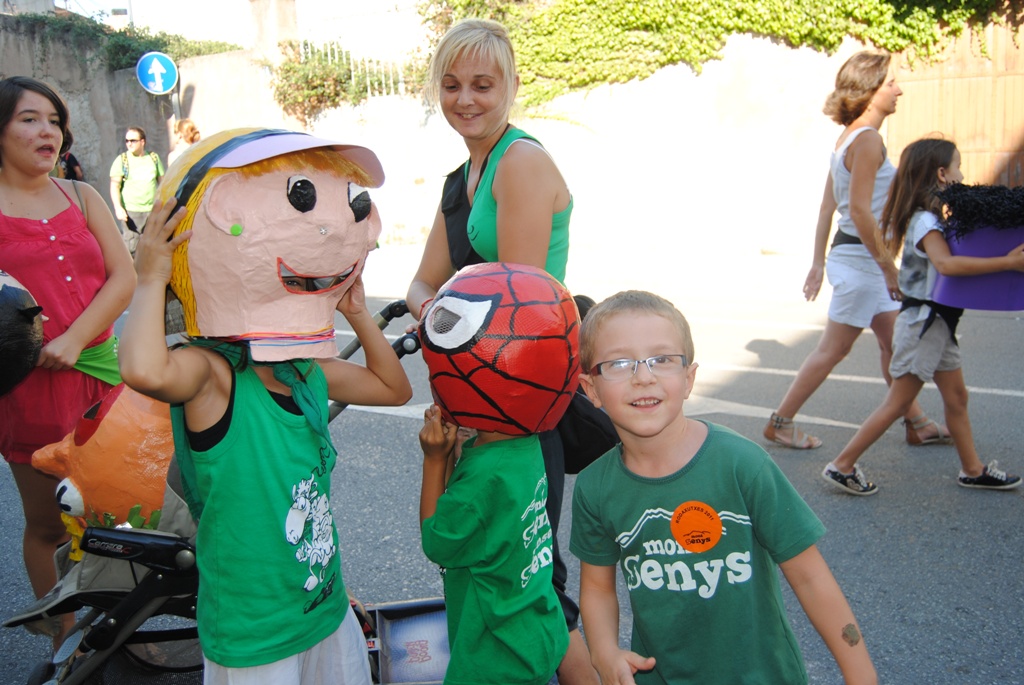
[{"x1": 670, "y1": 501, "x2": 723, "y2": 553}]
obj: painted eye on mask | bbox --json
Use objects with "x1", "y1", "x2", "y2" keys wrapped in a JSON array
[
  {"x1": 287, "y1": 176, "x2": 317, "y2": 212},
  {"x1": 349, "y1": 183, "x2": 371, "y2": 222},
  {"x1": 422, "y1": 293, "x2": 500, "y2": 354}
]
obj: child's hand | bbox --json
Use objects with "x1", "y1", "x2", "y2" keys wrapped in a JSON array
[
  {"x1": 419, "y1": 404, "x2": 457, "y2": 462},
  {"x1": 134, "y1": 199, "x2": 188, "y2": 286},
  {"x1": 1007, "y1": 242, "x2": 1024, "y2": 272},
  {"x1": 37, "y1": 333, "x2": 84, "y2": 371},
  {"x1": 453, "y1": 426, "x2": 475, "y2": 462},
  {"x1": 594, "y1": 649, "x2": 657, "y2": 685},
  {"x1": 337, "y1": 273, "x2": 368, "y2": 319}
]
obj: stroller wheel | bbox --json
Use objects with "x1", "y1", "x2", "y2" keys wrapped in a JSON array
[{"x1": 25, "y1": 660, "x2": 54, "y2": 685}]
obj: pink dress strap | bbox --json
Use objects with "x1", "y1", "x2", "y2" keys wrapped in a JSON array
[{"x1": 50, "y1": 177, "x2": 85, "y2": 218}]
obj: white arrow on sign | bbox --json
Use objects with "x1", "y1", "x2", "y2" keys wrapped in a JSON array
[{"x1": 147, "y1": 58, "x2": 167, "y2": 93}]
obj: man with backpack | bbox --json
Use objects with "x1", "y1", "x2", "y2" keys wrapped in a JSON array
[{"x1": 109, "y1": 126, "x2": 164, "y2": 257}]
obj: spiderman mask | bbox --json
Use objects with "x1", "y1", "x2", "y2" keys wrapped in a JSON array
[{"x1": 419, "y1": 262, "x2": 581, "y2": 435}]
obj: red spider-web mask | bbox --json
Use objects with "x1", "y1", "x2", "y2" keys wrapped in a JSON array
[{"x1": 419, "y1": 262, "x2": 581, "y2": 435}]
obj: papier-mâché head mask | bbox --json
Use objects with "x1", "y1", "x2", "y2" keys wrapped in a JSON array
[
  {"x1": 419, "y1": 262, "x2": 581, "y2": 435},
  {"x1": 158, "y1": 128, "x2": 385, "y2": 361}
]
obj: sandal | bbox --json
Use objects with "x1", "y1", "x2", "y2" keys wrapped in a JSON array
[
  {"x1": 764, "y1": 413, "x2": 822, "y2": 450},
  {"x1": 904, "y1": 414, "x2": 953, "y2": 446}
]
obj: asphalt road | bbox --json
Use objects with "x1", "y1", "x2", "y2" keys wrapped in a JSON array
[{"x1": 2, "y1": 288, "x2": 1022, "y2": 684}]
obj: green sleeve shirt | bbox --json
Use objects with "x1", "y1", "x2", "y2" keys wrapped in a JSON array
[
  {"x1": 571, "y1": 421, "x2": 826, "y2": 685},
  {"x1": 422, "y1": 434, "x2": 568, "y2": 685}
]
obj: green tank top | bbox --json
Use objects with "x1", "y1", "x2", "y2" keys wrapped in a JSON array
[
  {"x1": 170, "y1": 356, "x2": 346, "y2": 667},
  {"x1": 466, "y1": 127, "x2": 572, "y2": 283}
]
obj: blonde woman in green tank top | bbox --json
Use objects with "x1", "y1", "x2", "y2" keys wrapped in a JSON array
[
  {"x1": 407, "y1": 18, "x2": 572, "y2": 320},
  {"x1": 406, "y1": 18, "x2": 600, "y2": 685}
]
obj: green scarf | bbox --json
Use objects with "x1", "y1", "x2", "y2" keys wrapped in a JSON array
[
  {"x1": 171, "y1": 340, "x2": 336, "y2": 520},
  {"x1": 73, "y1": 336, "x2": 122, "y2": 386}
]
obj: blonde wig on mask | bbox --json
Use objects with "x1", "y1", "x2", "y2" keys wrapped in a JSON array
[{"x1": 155, "y1": 129, "x2": 375, "y2": 335}]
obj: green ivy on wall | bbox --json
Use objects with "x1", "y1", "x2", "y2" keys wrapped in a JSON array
[
  {"x1": 418, "y1": 0, "x2": 1024, "y2": 106},
  {"x1": 104, "y1": 24, "x2": 242, "y2": 71},
  {"x1": 2, "y1": 12, "x2": 241, "y2": 73}
]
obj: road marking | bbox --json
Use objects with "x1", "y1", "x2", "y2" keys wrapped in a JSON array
[
  {"x1": 337, "y1": 331, "x2": 404, "y2": 342},
  {"x1": 342, "y1": 396, "x2": 862, "y2": 428},
  {"x1": 335, "y1": 331, "x2": 1023, "y2": 426},
  {"x1": 701, "y1": 362, "x2": 1024, "y2": 398}
]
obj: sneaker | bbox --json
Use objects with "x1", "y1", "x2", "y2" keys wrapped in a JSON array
[
  {"x1": 957, "y1": 461, "x2": 1022, "y2": 490},
  {"x1": 822, "y1": 463, "x2": 878, "y2": 496}
]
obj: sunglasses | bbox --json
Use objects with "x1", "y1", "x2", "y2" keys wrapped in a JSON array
[{"x1": 125, "y1": 138, "x2": 142, "y2": 143}]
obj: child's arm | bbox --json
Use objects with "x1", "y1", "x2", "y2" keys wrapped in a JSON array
[
  {"x1": 579, "y1": 562, "x2": 656, "y2": 685},
  {"x1": 780, "y1": 545, "x2": 878, "y2": 685},
  {"x1": 418, "y1": 405, "x2": 457, "y2": 523},
  {"x1": 921, "y1": 232, "x2": 1024, "y2": 277},
  {"x1": 318, "y1": 273, "x2": 412, "y2": 406},
  {"x1": 118, "y1": 200, "x2": 212, "y2": 405}
]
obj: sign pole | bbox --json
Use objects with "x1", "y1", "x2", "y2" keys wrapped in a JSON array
[{"x1": 171, "y1": 84, "x2": 182, "y2": 122}]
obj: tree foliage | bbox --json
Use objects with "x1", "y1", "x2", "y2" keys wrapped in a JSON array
[
  {"x1": 271, "y1": 42, "x2": 361, "y2": 128},
  {"x1": 269, "y1": 41, "x2": 424, "y2": 128},
  {"x1": 418, "y1": 0, "x2": 1024, "y2": 106}
]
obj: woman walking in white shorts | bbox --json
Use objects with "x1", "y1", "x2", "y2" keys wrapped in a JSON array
[{"x1": 763, "y1": 50, "x2": 950, "y2": 450}]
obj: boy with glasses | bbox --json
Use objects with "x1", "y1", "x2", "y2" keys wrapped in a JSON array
[
  {"x1": 569, "y1": 290, "x2": 877, "y2": 685},
  {"x1": 109, "y1": 126, "x2": 164, "y2": 256}
]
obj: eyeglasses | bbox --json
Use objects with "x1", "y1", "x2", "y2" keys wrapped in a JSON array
[
  {"x1": 125, "y1": 138, "x2": 142, "y2": 143},
  {"x1": 589, "y1": 354, "x2": 688, "y2": 381}
]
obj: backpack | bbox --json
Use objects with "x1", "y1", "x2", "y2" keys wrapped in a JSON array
[
  {"x1": 440, "y1": 157, "x2": 618, "y2": 475},
  {"x1": 119, "y1": 151, "x2": 161, "y2": 186},
  {"x1": 58, "y1": 152, "x2": 82, "y2": 181}
]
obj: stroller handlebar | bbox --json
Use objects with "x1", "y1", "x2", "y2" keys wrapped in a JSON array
[
  {"x1": 81, "y1": 527, "x2": 196, "y2": 575},
  {"x1": 328, "y1": 299, "x2": 421, "y2": 423}
]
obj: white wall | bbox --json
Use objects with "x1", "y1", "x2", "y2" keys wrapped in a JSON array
[
  {"x1": 7, "y1": 6, "x2": 870, "y2": 301},
  {"x1": 309, "y1": 34, "x2": 867, "y2": 276}
]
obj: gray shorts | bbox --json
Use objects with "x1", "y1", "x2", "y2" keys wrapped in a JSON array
[{"x1": 889, "y1": 309, "x2": 961, "y2": 383}]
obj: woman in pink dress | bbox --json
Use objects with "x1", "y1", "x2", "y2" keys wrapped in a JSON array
[{"x1": 0, "y1": 76, "x2": 135, "y2": 642}]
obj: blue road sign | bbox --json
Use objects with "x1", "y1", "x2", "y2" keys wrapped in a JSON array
[{"x1": 135, "y1": 52, "x2": 179, "y2": 96}]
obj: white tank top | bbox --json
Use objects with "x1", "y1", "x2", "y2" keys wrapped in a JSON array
[{"x1": 830, "y1": 127, "x2": 896, "y2": 240}]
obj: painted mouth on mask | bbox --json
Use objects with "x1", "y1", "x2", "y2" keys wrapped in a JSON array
[{"x1": 278, "y1": 258, "x2": 357, "y2": 294}]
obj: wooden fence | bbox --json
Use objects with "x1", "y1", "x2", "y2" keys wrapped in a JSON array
[{"x1": 887, "y1": 22, "x2": 1024, "y2": 187}]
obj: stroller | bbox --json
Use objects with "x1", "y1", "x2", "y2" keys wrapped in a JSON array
[{"x1": 5, "y1": 300, "x2": 441, "y2": 685}]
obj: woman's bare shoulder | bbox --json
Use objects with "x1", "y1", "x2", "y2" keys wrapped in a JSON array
[
  {"x1": 845, "y1": 128, "x2": 883, "y2": 170},
  {"x1": 850, "y1": 126, "x2": 882, "y2": 145},
  {"x1": 496, "y1": 138, "x2": 563, "y2": 189}
]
